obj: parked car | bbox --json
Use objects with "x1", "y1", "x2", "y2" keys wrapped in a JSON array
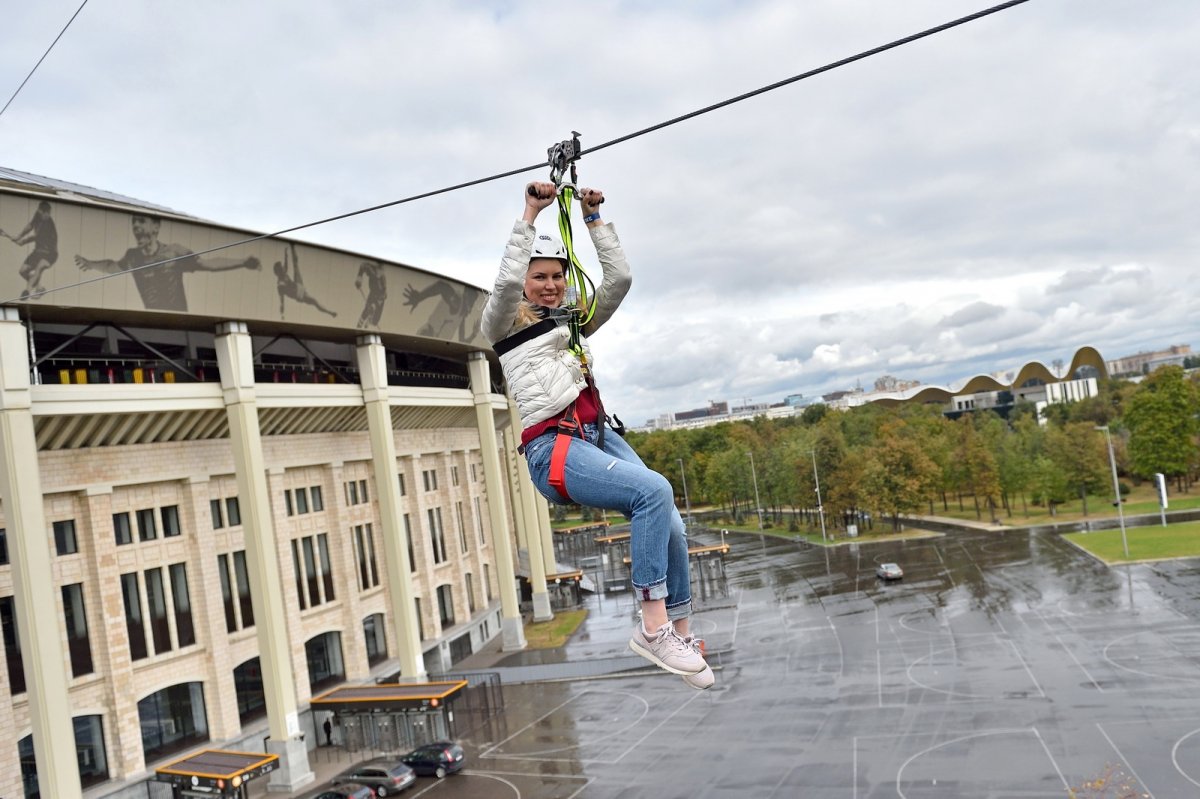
[
  {"x1": 312, "y1": 785, "x2": 376, "y2": 799},
  {"x1": 401, "y1": 741, "x2": 466, "y2": 778},
  {"x1": 876, "y1": 562, "x2": 904, "y2": 581},
  {"x1": 331, "y1": 761, "x2": 415, "y2": 796}
]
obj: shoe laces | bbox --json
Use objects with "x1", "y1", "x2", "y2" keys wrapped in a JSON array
[{"x1": 684, "y1": 635, "x2": 705, "y2": 655}]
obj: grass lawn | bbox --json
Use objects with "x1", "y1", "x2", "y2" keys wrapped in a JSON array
[
  {"x1": 1063, "y1": 520, "x2": 1200, "y2": 564},
  {"x1": 930, "y1": 481, "x2": 1196, "y2": 526},
  {"x1": 523, "y1": 608, "x2": 588, "y2": 649}
]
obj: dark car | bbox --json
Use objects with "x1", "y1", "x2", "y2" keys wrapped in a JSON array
[
  {"x1": 401, "y1": 741, "x2": 466, "y2": 779},
  {"x1": 312, "y1": 785, "x2": 376, "y2": 799},
  {"x1": 331, "y1": 761, "x2": 415, "y2": 796},
  {"x1": 876, "y1": 562, "x2": 904, "y2": 581}
]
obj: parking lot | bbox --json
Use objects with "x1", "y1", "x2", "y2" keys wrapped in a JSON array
[{"x1": 298, "y1": 524, "x2": 1200, "y2": 798}]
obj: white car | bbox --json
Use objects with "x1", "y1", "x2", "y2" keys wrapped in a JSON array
[{"x1": 876, "y1": 562, "x2": 903, "y2": 581}]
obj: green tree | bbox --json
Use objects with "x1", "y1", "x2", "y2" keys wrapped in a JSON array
[
  {"x1": 1045, "y1": 421, "x2": 1108, "y2": 515},
  {"x1": 862, "y1": 421, "x2": 938, "y2": 530},
  {"x1": 1123, "y1": 365, "x2": 1200, "y2": 489}
]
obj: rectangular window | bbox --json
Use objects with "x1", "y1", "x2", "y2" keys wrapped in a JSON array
[
  {"x1": 437, "y1": 584, "x2": 455, "y2": 627},
  {"x1": 144, "y1": 567, "x2": 172, "y2": 654},
  {"x1": 456, "y1": 501, "x2": 468, "y2": 553},
  {"x1": 218, "y1": 554, "x2": 237, "y2": 633},
  {"x1": 210, "y1": 499, "x2": 224, "y2": 529},
  {"x1": 346, "y1": 481, "x2": 358, "y2": 505},
  {"x1": 398, "y1": 473, "x2": 406, "y2": 496},
  {"x1": 233, "y1": 550, "x2": 254, "y2": 627},
  {"x1": 136, "y1": 508, "x2": 157, "y2": 542},
  {"x1": 357, "y1": 479, "x2": 367, "y2": 503},
  {"x1": 423, "y1": 469, "x2": 438, "y2": 492},
  {"x1": 475, "y1": 496, "x2": 486, "y2": 546},
  {"x1": 414, "y1": 597, "x2": 425, "y2": 641},
  {"x1": 169, "y1": 563, "x2": 195, "y2": 648},
  {"x1": 285, "y1": 489, "x2": 294, "y2": 516},
  {"x1": 484, "y1": 563, "x2": 492, "y2": 601},
  {"x1": 62, "y1": 583, "x2": 94, "y2": 677},
  {"x1": 354, "y1": 525, "x2": 370, "y2": 590},
  {"x1": 317, "y1": 533, "x2": 335, "y2": 602},
  {"x1": 120, "y1": 573, "x2": 147, "y2": 661},
  {"x1": 0, "y1": 528, "x2": 6, "y2": 564},
  {"x1": 226, "y1": 497, "x2": 241, "y2": 526},
  {"x1": 113, "y1": 512, "x2": 133, "y2": 546},
  {"x1": 428, "y1": 508, "x2": 447, "y2": 564},
  {"x1": 311, "y1": 486, "x2": 324, "y2": 512},
  {"x1": 451, "y1": 465, "x2": 460, "y2": 487},
  {"x1": 466, "y1": 573, "x2": 476, "y2": 614},
  {"x1": 161, "y1": 505, "x2": 181, "y2": 538},
  {"x1": 295, "y1": 488, "x2": 309, "y2": 515},
  {"x1": 54, "y1": 519, "x2": 79, "y2": 555},
  {"x1": 364, "y1": 524, "x2": 379, "y2": 587},
  {"x1": 291, "y1": 540, "x2": 307, "y2": 610},
  {"x1": 0, "y1": 596, "x2": 24, "y2": 694},
  {"x1": 404, "y1": 514, "x2": 416, "y2": 573},
  {"x1": 470, "y1": 463, "x2": 477, "y2": 483},
  {"x1": 302, "y1": 536, "x2": 319, "y2": 604}
]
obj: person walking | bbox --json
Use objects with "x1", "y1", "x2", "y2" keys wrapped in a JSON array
[{"x1": 481, "y1": 181, "x2": 712, "y2": 689}]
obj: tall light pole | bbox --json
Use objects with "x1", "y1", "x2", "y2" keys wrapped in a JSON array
[
  {"x1": 810, "y1": 449, "x2": 827, "y2": 544},
  {"x1": 677, "y1": 457, "x2": 693, "y2": 526},
  {"x1": 748, "y1": 451, "x2": 763, "y2": 530},
  {"x1": 1096, "y1": 425, "x2": 1129, "y2": 559}
]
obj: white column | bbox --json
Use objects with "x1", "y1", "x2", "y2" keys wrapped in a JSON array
[
  {"x1": 503, "y1": 415, "x2": 552, "y2": 622},
  {"x1": 467, "y1": 353, "x2": 525, "y2": 650},
  {"x1": 214, "y1": 322, "x2": 313, "y2": 792},
  {"x1": 0, "y1": 308, "x2": 81, "y2": 798},
  {"x1": 355, "y1": 335, "x2": 425, "y2": 679}
]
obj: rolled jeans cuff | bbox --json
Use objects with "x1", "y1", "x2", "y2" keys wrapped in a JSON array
[
  {"x1": 632, "y1": 578, "x2": 668, "y2": 602},
  {"x1": 666, "y1": 598, "x2": 692, "y2": 621}
]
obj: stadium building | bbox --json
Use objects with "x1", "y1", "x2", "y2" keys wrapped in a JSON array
[{"x1": 0, "y1": 168, "x2": 561, "y2": 797}]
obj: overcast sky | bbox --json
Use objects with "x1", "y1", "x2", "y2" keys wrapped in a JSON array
[{"x1": 3, "y1": 0, "x2": 1197, "y2": 425}]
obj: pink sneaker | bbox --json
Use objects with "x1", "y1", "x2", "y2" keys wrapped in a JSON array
[
  {"x1": 680, "y1": 636, "x2": 714, "y2": 690},
  {"x1": 629, "y1": 621, "x2": 706, "y2": 675}
]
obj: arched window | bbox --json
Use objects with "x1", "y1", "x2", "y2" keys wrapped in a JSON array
[
  {"x1": 19, "y1": 714, "x2": 111, "y2": 795},
  {"x1": 305, "y1": 631, "x2": 345, "y2": 693},
  {"x1": 363, "y1": 613, "x2": 387, "y2": 666},
  {"x1": 138, "y1": 682, "x2": 209, "y2": 763},
  {"x1": 233, "y1": 658, "x2": 266, "y2": 725}
]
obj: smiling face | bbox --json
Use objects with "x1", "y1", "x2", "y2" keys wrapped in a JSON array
[{"x1": 524, "y1": 258, "x2": 567, "y2": 308}]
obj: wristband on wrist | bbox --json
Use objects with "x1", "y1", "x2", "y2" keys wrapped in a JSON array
[{"x1": 583, "y1": 212, "x2": 601, "y2": 224}]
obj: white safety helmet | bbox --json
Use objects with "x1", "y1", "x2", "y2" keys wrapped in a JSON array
[{"x1": 531, "y1": 233, "x2": 568, "y2": 263}]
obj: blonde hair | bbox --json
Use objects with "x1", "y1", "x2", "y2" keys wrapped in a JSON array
[{"x1": 514, "y1": 301, "x2": 541, "y2": 330}]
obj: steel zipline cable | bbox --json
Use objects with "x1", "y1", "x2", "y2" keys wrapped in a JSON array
[
  {"x1": 12, "y1": 0, "x2": 1029, "y2": 304},
  {"x1": 0, "y1": 0, "x2": 91, "y2": 120}
]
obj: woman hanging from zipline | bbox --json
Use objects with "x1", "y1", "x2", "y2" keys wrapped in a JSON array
[{"x1": 481, "y1": 180, "x2": 712, "y2": 690}]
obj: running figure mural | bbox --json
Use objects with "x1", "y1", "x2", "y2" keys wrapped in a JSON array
[
  {"x1": 355, "y1": 260, "x2": 387, "y2": 328},
  {"x1": 1, "y1": 200, "x2": 58, "y2": 300},
  {"x1": 274, "y1": 242, "x2": 337, "y2": 319},
  {"x1": 75, "y1": 214, "x2": 261, "y2": 312}
]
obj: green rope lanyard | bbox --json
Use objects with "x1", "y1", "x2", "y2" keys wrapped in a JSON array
[{"x1": 554, "y1": 184, "x2": 598, "y2": 362}]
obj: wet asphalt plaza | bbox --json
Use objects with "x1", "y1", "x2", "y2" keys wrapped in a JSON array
[{"x1": 413, "y1": 526, "x2": 1200, "y2": 798}]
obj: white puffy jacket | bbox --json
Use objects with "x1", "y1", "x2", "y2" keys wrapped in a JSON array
[{"x1": 480, "y1": 219, "x2": 632, "y2": 430}]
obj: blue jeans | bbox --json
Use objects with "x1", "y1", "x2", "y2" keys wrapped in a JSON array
[{"x1": 525, "y1": 423, "x2": 692, "y2": 620}]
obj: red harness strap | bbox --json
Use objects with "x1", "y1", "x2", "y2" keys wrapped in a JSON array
[{"x1": 548, "y1": 403, "x2": 580, "y2": 501}]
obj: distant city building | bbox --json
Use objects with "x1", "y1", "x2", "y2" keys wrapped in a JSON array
[
  {"x1": 1106, "y1": 344, "x2": 1191, "y2": 377},
  {"x1": 873, "y1": 375, "x2": 920, "y2": 393}
]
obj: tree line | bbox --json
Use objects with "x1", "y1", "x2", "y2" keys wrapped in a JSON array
[{"x1": 625, "y1": 366, "x2": 1200, "y2": 532}]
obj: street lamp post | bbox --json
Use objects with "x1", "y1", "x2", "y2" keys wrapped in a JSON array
[
  {"x1": 748, "y1": 451, "x2": 763, "y2": 530},
  {"x1": 677, "y1": 457, "x2": 693, "y2": 527},
  {"x1": 810, "y1": 449, "x2": 827, "y2": 544},
  {"x1": 1096, "y1": 425, "x2": 1129, "y2": 559}
]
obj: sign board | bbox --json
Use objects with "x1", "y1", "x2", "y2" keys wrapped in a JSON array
[{"x1": 1155, "y1": 473, "x2": 1168, "y2": 509}]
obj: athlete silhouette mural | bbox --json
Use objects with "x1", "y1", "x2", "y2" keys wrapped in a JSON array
[
  {"x1": 1, "y1": 200, "x2": 58, "y2": 300},
  {"x1": 273, "y1": 243, "x2": 337, "y2": 319},
  {"x1": 403, "y1": 279, "x2": 485, "y2": 343},
  {"x1": 75, "y1": 214, "x2": 261, "y2": 312},
  {"x1": 355, "y1": 260, "x2": 387, "y2": 328}
]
